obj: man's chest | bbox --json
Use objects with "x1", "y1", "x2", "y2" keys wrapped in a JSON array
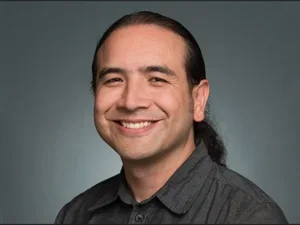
[{"x1": 86, "y1": 202, "x2": 228, "y2": 224}]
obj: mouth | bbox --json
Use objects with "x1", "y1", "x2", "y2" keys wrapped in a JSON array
[
  {"x1": 116, "y1": 121, "x2": 155, "y2": 129},
  {"x1": 113, "y1": 120, "x2": 159, "y2": 135}
]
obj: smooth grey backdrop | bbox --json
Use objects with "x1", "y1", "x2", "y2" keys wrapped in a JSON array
[{"x1": 1, "y1": 1, "x2": 299, "y2": 223}]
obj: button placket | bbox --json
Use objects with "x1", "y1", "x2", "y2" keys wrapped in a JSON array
[
  {"x1": 128, "y1": 204, "x2": 148, "y2": 224},
  {"x1": 135, "y1": 213, "x2": 144, "y2": 222}
]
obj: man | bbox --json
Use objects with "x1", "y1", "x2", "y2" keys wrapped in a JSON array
[{"x1": 55, "y1": 11, "x2": 288, "y2": 224}]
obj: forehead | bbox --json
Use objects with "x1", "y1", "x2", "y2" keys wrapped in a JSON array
[{"x1": 97, "y1": 24, "x2": 187, "y2": 70}]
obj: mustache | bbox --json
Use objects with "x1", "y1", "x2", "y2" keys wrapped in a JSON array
[{"x1": 106, "y1": 112, "x2": 164, "y2": 121}]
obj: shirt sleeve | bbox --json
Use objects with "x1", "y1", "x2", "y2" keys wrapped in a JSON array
[
  {"x1": 238, "y1": 202, "x2": 289, "y2": 224},
  {"x1": 54, "y1": 203, "x2": 69, "y2": 224}
]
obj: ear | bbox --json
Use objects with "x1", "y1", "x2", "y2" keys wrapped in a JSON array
[{"x1": 192, "y1": 79, "x2": 209, "y2": 122}]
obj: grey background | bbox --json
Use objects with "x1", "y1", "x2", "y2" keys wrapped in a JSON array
[{"x1": 1, "y1": 1, "x2": 299, "y2": 223}]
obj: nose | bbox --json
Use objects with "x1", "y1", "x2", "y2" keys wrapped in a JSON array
[{"x1": 116, "y1": 80, "x2": 152, "y2": 111}]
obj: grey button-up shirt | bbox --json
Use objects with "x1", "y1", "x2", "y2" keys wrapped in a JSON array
[{"x1": 55, "y1": 142, "x2": 288, "y2": 224}]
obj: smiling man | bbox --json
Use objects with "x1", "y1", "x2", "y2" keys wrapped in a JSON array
[{"x1": 54, "y1": 11, "x2": 288, "y2": 224}]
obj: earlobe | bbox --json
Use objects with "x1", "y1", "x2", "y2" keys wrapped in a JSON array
[
  {"x1": 194, "y1": 104, "x2": 204, "y2": 122},
  {"x1": 193, "y1": 80, "x2": 209, "y2": 122}
]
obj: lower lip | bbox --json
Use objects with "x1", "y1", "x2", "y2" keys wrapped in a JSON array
[{"x1": 115, "y1": 121, "x2": 158, "y2": 135}]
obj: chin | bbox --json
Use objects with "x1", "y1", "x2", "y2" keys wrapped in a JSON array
[
  {"x1": 117, "y1": 148, "x2": 159, "y2": 163},
  {"x1": 119, "y1": 152, "x2": 153, "y2": 162}
]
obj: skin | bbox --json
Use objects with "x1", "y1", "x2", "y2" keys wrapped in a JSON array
[{"x1": 93, "y1": 24, "x2": 209, "y2": 202}]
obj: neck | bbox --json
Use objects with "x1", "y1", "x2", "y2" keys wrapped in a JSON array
[{"x1": 122, "y1": 139, "x2": 196, "y2": 203}]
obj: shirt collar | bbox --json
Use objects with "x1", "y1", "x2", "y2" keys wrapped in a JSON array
[
  {"x1": 156, "y1": 141, "x2": 214, "y2": 214},
  {"x1": 87, "y1": 173, "x2": 121, "y2": 212},
  {"x1": 88, "y1": 141, "x2": 214, "y2": 214},
  {"x1": 87, "y1": 167, "x2": 135, "y2": 212}
]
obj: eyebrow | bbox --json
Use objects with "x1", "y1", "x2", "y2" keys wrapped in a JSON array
[
  {"x1": 97, "y1": 65, "x2": 176, "y2": 80},
  {"x1": 97, "y1": 67, "x2": 128, "y2": 80},
  {"x1": 138, "y1": 65, "x2": 176, "y2": 77}
]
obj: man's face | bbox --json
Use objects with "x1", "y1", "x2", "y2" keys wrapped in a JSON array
[{"x1": 93, "y1": 24, "x2": 198, "y2": 162}]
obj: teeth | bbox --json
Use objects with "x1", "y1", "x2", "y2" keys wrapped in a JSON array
[{"x1": 121, "y1": 121, "x2": 153, "y2": 129}]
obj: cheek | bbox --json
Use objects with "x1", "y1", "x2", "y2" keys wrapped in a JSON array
[
  {"x1": 153, "y1": 88, "x2": 187, "y2": 115},
  {"x1": 94, "y1": 89, "x2": 118, "y2": 115}
]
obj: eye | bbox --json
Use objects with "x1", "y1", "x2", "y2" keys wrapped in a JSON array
[
  {"x1": 149, "y1": 77, "x2": 167, "y2": 83},
  {"x1": 105, "y1": 78, "x2": 123, "y2": 84}
]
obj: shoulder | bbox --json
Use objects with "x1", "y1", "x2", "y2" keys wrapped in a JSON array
[
  {"x1": 54, "y1": 173, "x2": 121, "y2": 224},
  {"x1": 208, "y1": 164, "x2": 288, "y2": 223},
  {"x1": 213, "y1": 165, "x2": 274, "y2": 203}
]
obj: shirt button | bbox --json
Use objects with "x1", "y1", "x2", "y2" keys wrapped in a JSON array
[{"x1": 135, "y1": 214, "x2": 144, "y2": 222}]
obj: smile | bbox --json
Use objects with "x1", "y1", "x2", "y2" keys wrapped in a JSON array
[
  {"x1": 120, "y1": 121, "x2": 153, "y2": 129},
  {"x1": 113, "y1": 120, "x2": 159, "y2": 135}
]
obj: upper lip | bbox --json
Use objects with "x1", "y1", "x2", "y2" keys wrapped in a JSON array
[{"x1": 113, "y1": 119, "x2": 159, "y2": 123}]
